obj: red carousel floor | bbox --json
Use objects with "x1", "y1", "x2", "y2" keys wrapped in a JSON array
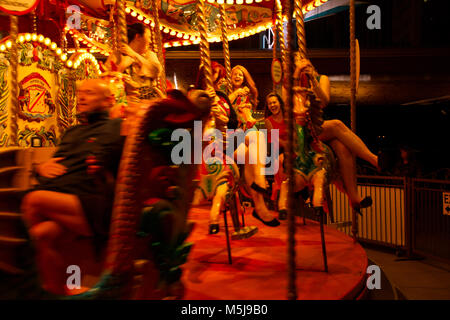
[{"x1": 182, "y1": 205, "x2": 368, "y2": 300}]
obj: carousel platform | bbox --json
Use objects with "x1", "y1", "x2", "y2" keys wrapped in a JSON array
[{"x1": 182, "y1": 205, "x2": 369, "y2": 300}]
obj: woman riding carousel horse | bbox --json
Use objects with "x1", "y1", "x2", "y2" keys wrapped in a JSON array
[{"x1": 279, "y1": 56, "x2": 376, "y2": 214}]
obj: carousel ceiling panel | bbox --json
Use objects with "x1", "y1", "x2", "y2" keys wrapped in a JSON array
[{"x1": 124, "y1": 0, "x2": 329, "y2": 47}]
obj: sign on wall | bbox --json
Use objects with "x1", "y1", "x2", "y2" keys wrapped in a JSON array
[{"x1": 443, "y1": 192, "x2": 450, "y2": 216}]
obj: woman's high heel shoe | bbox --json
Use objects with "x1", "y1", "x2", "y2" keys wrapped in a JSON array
[
  {"x1": 352, "y1": 196, "x2": 373, "y2": 215},
  {"x1": 209, "y1": 224, "x2": 219, "y2": 234},
  {"x1": 252, "y1": 211, "x2": 280, "y2": 227}
]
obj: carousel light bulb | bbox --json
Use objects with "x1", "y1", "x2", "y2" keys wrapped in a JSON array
[
  {"x1": 246, "y1": 0, "x2": 253, "y2": 4},
  {"x1": 255, "y1": 0, "x2": 263, "y2": 3},
  {"x1": 217, "y1": 0, "x2": 224, "y2": 4},
  {"x1": 144, "y1": 19, "x2": 150, "y2": 24},
  {"x1": 38, "y1": 35, "x2": 44, "y2": 42},
  {"x1": 25, "y1": 33, "x2": 31, "y2": 41},
  {"x1": 164, "y1": 43, "x2": 170, "y2": 48},
  {"x1": 6, "y1": 41, "x2": 12, "y2": 49},
  {"x1": 138, "y1": 15, "x2": 144, "y2": 21},
  {"x1": 183, "y1": 34, "x2": 189, "y2": 40},
  {"x1": 51, "y1": 43, "x2": 57, "y2": 50},
  {"x1": 177, "y1": 33, "x2": 183, "y2": 38},
  {"x1": 0, "y1": 44, "x2": 6, "y2": 51},
  {"x1": 44, "y1": 38, "x2": 51, "y2": 46},
  {"x1": 61, "y1": 54, "x2": 67, "y2": 61},
  {"x1": 31, "y1": 33, "x2": 37, "y2": 41},
  {"x1": 170, "y1": 30, "x2": 176, "y2": 36},
  {"x1": 19, "y1": 35, "x2": 25, "y2": 43},
  {"x1": 125, "y1": 7, "x2": 131, "y2": 14},
  {"x1": 56, "y1": 48, "x2": 62, "y2": 55},
  {"x1": 226, "y1": 0, "x2": 234, "y2": 4},
  {"x1": 163, "y1": 28, "x2": 170, "y2": 33},
  {"x1": 151, "y1": 22, "x2": 155, "y2": 28},
  {"x1": 236, "y1": 0, "x2": 244, "y2": 4},
  {"x1": 131, "y1": 11, "x2": 137, "y2": 17},
  {"x1": 67, "y1": 60, "x2": 73, "y2": 67}
]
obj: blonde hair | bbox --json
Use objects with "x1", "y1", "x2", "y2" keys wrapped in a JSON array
[{"x1": 231, "y1": 65, "x2": 258, "y2": 108}]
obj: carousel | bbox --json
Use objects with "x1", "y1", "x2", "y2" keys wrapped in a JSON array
[{"x1": 0, "y1": 0, "x2": 370, "y2": 300}]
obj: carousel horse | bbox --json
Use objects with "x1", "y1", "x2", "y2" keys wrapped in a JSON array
[
  {"x1": 278, "y1": 68, "x2": 344, "y2": 273},
  {"x1": 192, "y1": 87, "x2": 259, "y2": 241},
  {"x1": 30, "y1": 89, "x2": 211, "y2": 299}
]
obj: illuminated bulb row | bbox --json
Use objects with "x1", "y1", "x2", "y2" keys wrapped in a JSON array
[
  {"x1": 69, "y1": 52, "x2": 101, "y2": 74},
  {"x1": 0, "y1": 33, "x2": 68, "y2": 63},
  {"x1": 68, "y1": 28, "x2": 110, "y2": 57},
  {"x1": 126, "y1": 4, "x2": 195, "y2": 42},
  {"x1": 162, "y1": 21, "x2": 273, "y2": 48},
  {"x1": 207, "y1": 0, "x2": 327, "y2": 9},
  {"x1": 207, "y1": 0, "x2": 265, "y2": 4},
  {"x1": 125, "y1": 6, "x2": 155, "y2": 28}
]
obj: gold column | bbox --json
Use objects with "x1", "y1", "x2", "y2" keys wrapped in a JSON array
[
  {"x1": 151, "y1": 0, "x2": 166, "y2": 92},
  {"x1": 285, "y1": 0, "x2": 297, "y2": 301},
  {"x1": 9, "y1": 15, "x2": 19, "y2": 146},
  {"x1": 219, "y1": 4, "x2": 232, "y2": 95},
  {"x1": 197, "y1": 0, "x2": 214, "y2": 90}
]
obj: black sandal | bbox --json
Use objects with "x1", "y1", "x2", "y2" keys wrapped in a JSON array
[{"x1": 209, "y1": 224, "x2": 219, "y2": 234}]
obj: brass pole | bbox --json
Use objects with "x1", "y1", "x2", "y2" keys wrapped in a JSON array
[
  {"x1": 275, "y1": 0, "x2": 286, "y2": 68},
  {"x1": 219, "y1": 4, "x2": 232, "y2": 95},
  {"x1": 9, "y1": 15, "x2": 19, "y2": 146},
  {"x1": 115, "y1": 0, "x2": 128, "y2": 70},
  {"x1": 150, "y1": 0, "x2": 166, "y2": 92},
  {"x1": 285, "y1": 0, "x2": 297, "y2": 301},
  {"x1": 116, "y1": 0, "x2": 128, "y2": 46},
  {"x1": 349, "y1": 0, "x2": 358, "y2": 242},
  {"x1": 295, "y1": 0, "x2": 307, "y2": 59},
  {"x1": 197, "y1": 0, "x2": 214, "y2": 90},
  {"x1": 272, "y1": 22, "x2": 277, "y2": 92},
  {"x1": 350, "y1": 0, "x2": 356, "y2": 133}
]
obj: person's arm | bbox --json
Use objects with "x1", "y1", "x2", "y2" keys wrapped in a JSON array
[
  {"x1": 120, "y1": 44, "x2": 162, "y2": 77},
  {"x1": 104, "y1": 52, "x2": 135, "y2": 73},
  {"x1": 36, "y1": 157, "x2": 67, "y2": 178},
  {"x1": 295, "y1": 59, "x2": 331, "y2": 108},
  {"x1": 312, "y1": 74, "x2": 330, "y2": 108},
  {"x1": 228, "y1": 87, "x2": 249, "y2": 105},
  {"x1": 265, "y1": 118, "x2": 273, "y2": 133}
]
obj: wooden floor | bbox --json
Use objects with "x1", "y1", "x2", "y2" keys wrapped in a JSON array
[{"x1": 182, "y1": 205, "x2": 368, "y2": 300}]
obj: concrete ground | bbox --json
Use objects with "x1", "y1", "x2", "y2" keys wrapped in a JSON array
[{"x1": 364, "y1": 246, "x2": 450, "y2": 300}]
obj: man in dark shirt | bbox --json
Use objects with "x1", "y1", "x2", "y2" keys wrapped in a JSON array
[{"x1": 21, "y1": 78, "x2": 124, "y2": 295}]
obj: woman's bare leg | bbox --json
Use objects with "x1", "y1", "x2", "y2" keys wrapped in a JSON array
[
  {"x1": 22, "y1": 190, "x2": 93, "y2": 294},
  {"x1": 210, "y1": 183, "x2": 228, "y2": 225},
  {"x1": 311, "y1": 169, "x2": 326, "y2": 208},
  {"x1": 320, "y1": 120, "x2": 378, "y2": 169},
  {"x1": 327, "y1": 139, "x2": 362, "y2": 206}
]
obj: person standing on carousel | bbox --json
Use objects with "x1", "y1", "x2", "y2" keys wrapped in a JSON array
[{"x1": 105, "y1": 22, "x2": 163, "y2": 100}]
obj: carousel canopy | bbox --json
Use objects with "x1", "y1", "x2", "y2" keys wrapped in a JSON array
[{"x1": 1, "y1": 0, "x2": 330, "y2": 55}]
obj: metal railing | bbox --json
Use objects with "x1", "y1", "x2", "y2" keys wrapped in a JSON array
[{"x1": 329, "y1": 175, "x2": 450, "y2": 261}]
